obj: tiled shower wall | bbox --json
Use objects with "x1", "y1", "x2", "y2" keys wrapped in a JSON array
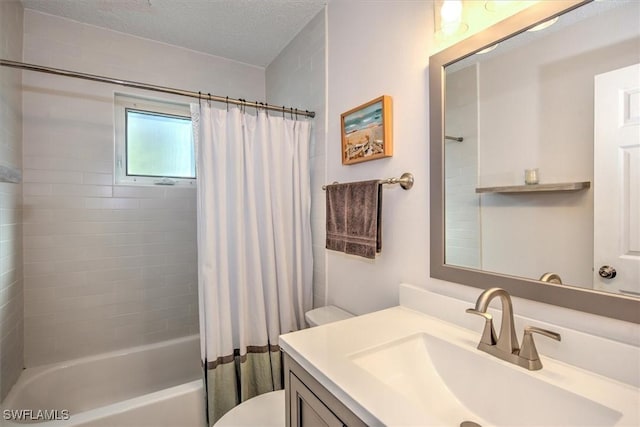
[
  {"x1": 444, "y1": 65, "x2": 480, "y2": 269},
  {"x1": 0, "y1": 1, "x2": 24, "y2": 401},
  {"x1": 21, "y1": 10, "x2": 265, "y2": 367}
]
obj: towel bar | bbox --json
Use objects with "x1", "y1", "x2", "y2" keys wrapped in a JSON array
[
  {"x1": 322, "y1": 172, "x2": 414, "y2": 191},
  {"x1": 445, "y1": 135, "x2": 464, "y2": 142}
]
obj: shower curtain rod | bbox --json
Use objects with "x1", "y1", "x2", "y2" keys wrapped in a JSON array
[{"x1": 0, "y1": 58, "x2": 315, "y2": 118}]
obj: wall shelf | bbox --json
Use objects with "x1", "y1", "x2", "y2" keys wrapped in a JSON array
[{"x1": 475, "y1": 181, "x2": 590, "y2": 194}]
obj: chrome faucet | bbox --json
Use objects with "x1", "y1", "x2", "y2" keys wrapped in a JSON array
[{"x1": 466, "y1": 288, "x2": 561, "y2": 370}]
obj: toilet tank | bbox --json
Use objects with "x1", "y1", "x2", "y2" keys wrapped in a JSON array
[{"x1": 305, "y1": 305, "x2": 353, "y2": 327}]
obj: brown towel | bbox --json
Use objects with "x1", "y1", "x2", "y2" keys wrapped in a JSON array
[{"x1": 325, "y1": 180, "x2": 382, "y2": 259}]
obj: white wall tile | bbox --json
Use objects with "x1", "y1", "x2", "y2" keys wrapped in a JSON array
[
  {"x1": 23, "y1": 183, "x2": 52, "y2": 196},
  {"x1": 23, "y1": 169, "x2": 83, "y2": 184},
  {"x1": 24, "y1": 156, "x2": 112, "y2": 174},
  {"x1": 51, "y1": 184, "x2": 113, "y2": 198},
  {"x1": 24, "y1": 195, "x2": 86, "y2": 209},
  {"x1": 113, "y1": 186, "x2": 166, "y2": 199},
  {"x1": 445, "y1": 66, "x2": 481, "y2": 269},
  {"x1": 84, "y1": 197, "x2": 140, "y2": 210},
  {"x1": 82, "y1": 173, "x2": 113, "y2": 186},
  {"x1": 0, "y1": 0, "x2": 23, "y2": 401}
]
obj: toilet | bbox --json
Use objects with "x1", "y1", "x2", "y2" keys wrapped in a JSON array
[{"x1": 214, "y1": 305, "x2": 353, "y2": 427}]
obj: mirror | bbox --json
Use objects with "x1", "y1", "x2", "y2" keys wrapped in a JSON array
[{"x1": 430, "y1": 0, "x2": 640, "y2": 323}]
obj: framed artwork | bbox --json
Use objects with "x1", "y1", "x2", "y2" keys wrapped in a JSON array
[{"x1": 341, "y1": 95, "x2": 393, "y2": 165}]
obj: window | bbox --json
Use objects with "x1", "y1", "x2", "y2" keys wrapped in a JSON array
[{"x1": 115, "y1": 94, "x2": 195, "y2": 185}]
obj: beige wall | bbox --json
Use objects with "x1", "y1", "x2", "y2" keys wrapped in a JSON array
[
  {"x1": 321, "y1": 1, "x2": 639, "y2": 314},
  {"x1": 0, "y1": 0, "x2": 24, "y2": 401},
  {"x1": 324, "y1": 1, "x2": 433, "y2": 314}
]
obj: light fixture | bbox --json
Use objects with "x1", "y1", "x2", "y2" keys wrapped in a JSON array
[
  {"x1": 440, "y1": 0, "x2": 465, "y2": 36},
  {"x1": 476, "y1": 43, "x2": 499, "y2": 54},
  {"x1": 527, "y1": 16, "x2": 559, "y2": 32}
]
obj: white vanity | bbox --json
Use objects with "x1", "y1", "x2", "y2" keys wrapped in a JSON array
[{"x1": 280, "y1": 284, "x2": 639, "y2": 426}]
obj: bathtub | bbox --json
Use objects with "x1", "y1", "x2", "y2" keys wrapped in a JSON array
[{"x1": 2, "y1": 335, "x2": 206, "y2": 426}]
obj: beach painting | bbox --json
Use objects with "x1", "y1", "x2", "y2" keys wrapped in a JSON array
[{"x1": 341, "y1": 95, "x2": 393, "y2": 165}]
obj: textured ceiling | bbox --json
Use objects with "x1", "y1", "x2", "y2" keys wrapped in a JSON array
[{"x1": 20, "y1": 0, "x2": 327, "y2": 67}]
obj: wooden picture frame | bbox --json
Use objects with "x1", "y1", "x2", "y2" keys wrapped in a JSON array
[{"x1": 341, "y1": 95, "x2": 393, "y2": 165}]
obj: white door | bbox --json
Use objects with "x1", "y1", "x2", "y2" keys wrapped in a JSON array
[{"x1": 594, "y1": 63, "x2": 640, "y2": 296}]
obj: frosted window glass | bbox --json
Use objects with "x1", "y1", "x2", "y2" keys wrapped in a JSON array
[{"x1": 126, "y1": 109, "x2": 195, "y2": 179}]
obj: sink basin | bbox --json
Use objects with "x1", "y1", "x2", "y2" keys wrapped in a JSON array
[{"x1": 350, "y1": 333, "x2": 623, "y2": 427}]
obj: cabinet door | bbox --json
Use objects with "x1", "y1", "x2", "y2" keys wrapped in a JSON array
[{"x1": 290, "y1": 373, "x2": 344, "y2": 427}]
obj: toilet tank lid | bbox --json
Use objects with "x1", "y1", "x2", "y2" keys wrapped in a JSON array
[{"x1": 305, "y1": 305, "x2": 353, "y2": 326}]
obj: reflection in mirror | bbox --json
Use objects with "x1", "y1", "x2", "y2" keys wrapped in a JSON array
[{"x1": 443, "y1": 0, "x2": 640, "y2": 298}]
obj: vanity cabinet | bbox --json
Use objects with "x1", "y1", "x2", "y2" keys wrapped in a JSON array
[{"x1": 284, "y1": 353, "x2": 367, "y2": 427}]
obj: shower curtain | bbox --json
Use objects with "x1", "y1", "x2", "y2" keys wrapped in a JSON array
[{"x1": 191, "y1": 104, "x2": 313, "y2": 424}]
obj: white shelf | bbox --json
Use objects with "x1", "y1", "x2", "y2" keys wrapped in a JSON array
[{"x1": 475, "y1": 181, "x2": 590, "y2": 194}]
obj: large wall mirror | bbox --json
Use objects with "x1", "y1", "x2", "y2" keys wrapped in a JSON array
[{"x1": 430, "y1": 0, "x2": 640, "y2": 323}]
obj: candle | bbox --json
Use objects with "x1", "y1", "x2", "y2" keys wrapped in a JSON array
[{"x1": 525, "y1": 168, "x2": 539, "y2": 185}]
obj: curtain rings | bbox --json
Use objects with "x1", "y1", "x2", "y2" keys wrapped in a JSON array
[
  {"x1": 196, "y1": 92, "x2": 309, "y2": 119},
  {"x1": 239, "y1": 99, "x2": 248, "y2": 114}
]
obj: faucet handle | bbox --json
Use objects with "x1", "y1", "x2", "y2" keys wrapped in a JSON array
[
  {"x1": 466, "y1": 308, "x2": 497, "y2": 345},
  {"x1": 519, "y1": 326, "x2": 561, "y2": 369}
]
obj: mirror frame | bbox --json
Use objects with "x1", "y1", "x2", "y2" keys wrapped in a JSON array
[{"x1": 429, "y1": 0, "x2": 640, "y2": 324}]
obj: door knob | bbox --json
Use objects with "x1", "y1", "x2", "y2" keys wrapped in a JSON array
[{"x1": 598, "y1": 265, "x2": 616, "y2": 279}]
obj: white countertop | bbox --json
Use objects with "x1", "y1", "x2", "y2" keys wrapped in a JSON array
[{"x1": 280, "y1": 305, "x2": 640, "y2": 426}]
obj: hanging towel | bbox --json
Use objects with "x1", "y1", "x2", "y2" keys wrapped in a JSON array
[{"x1": 325, "y1": 180, "x2": 382, "y2": 259}]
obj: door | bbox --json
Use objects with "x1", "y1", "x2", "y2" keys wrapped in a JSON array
[{"x1": 594, "y1": 63, "x2": 640, "y2": 296}]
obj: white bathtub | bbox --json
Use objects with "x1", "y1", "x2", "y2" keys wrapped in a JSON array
[{"x1": 2, "y1": 335, "x2": 206, "y2": 427}]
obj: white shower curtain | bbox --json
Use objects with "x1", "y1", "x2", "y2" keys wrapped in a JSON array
[{"x1": 191, "y1": 104, "x2": 313, "y2": 424}]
